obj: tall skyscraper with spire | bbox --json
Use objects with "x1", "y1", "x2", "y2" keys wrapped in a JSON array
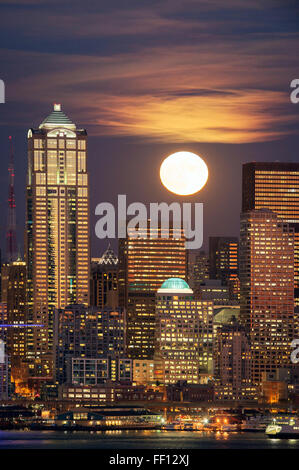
[{"x1": 25, "y1": 104, "x2": 89, "y2": 381}]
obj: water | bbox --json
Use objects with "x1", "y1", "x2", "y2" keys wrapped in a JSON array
[{"x1": 0, "y1": 430, "x2": 298, "y2": 449}]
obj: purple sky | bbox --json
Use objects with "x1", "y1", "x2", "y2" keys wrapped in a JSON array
[{"x1": 0, "y1": 0, "x2": 298, "y2": 257}]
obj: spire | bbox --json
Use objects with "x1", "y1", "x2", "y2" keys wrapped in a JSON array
[{"x1": 6, "y1": 136, "x2": 17, "y2": 263}]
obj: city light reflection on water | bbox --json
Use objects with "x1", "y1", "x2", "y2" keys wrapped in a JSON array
[{"x1": 0, "y1": 430, "x2": 298, "y2": 449}]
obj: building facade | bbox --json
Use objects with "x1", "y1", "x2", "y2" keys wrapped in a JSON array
[
  {"x1": 55, "y1": 304, "x2": 126, "y2": 385},
  {"x1": 242, "y1": 162, "x2": 299, "y2": 306},
  {"x1": 240, "y1": 209, "x2": 295, "y2": 384},
  {"x1": 1, "y1": 261, "x2": 27, "y2": 381},
  {"x1": 154, "y1": 278, "x2": 213, "y2": 385},
  {"x1": 25, "y1": 104, "x2": 89, "y2": 380},
  {"x1": 214, "y1": 322, "x2": 256, "y2": 401},
  {"x1": 119, "y1": 223, "x2": 186, "y2": 359},
  {"x1": 209, "y1": 236, "x2": 239, "y2": 301},
  {"x1": 90, "y1": 244, "x2": 118, "y2": 308}
]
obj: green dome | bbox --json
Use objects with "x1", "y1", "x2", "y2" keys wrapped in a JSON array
[{"x1": 160, "y1": 278, "x2": 190, "y2": 290}]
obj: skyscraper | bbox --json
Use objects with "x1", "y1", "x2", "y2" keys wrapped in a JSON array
[
  {"x1": 240, "y1": 209, "x2": 294, "y2": 384},
  {"x1": 119, "y1": 222, "x2": 186, "y2": 359},
  {"x1": 154, "y1": 278, "x2": 213, "y2": 384},
  {"x1": 187, "y1": 249, "x2": 209, "y2": 295},
  {"x1": 90, "y1": 244, "x2": 119, "y2": 309},
  {"x1": 25, "y1": 104, "x2": 89, "y2": 381},
  {"x1": 1, "y1": 260, "x2": 27, "y2": 383},
  {"x1": 242, "y1": 162, "x2": 299, "y2": 305},
  {"x1": 214, "y1": 322, "x2": 255, "y2": 401},
  {"x1": 209, "y1": 236, "x2": 239, "y2": 300}
]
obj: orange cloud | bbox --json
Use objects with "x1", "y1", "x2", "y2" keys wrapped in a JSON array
[{"x1": 1, "y1": 23, "x2": 298, "y2": 144}]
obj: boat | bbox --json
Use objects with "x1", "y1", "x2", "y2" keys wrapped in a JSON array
[
  {"x1": 266, "y1": 416, "x2": 299, "y2": 439},
  {"x1": 241, "y1": 415, "x2": 272, "y2": 432}
]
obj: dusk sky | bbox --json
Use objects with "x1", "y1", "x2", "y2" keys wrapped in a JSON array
[{"x1": 0, "y1": 0, "x2": 298, "y2": 256}]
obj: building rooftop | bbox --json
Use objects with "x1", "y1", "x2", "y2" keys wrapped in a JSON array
[
  {"x1": 99, "y1": 243, "x2": 118, "y2": 265},
  {"x1": 39, "y1": 103, "x2": 76, "y2": 130},
  {"x1": 158, "y1": 277, "x2": 193, "y2": 294}
]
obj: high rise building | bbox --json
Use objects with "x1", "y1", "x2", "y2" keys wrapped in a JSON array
[
  {"x1": 54, "y1": 305, "x2": 126, "y2": 385},
  {"x1": 242, "y1": 162, "x2": 299, "y2": 305},
  {"x1": 209, "y1": 236, "x2": 239, "y2": 300},
  {"x1": 187, "y1": 250, "x2": 209, "y2": 295},
  {"x1": 25, "y1": 104, "x2": 89, "y2": 380},
  {"x1": 119, "y1": 222, "x2": 186, "y2": 359},
  {"x1": 214, "y1": 322, "x2": 256, "y2": 401},
  {"x1": 240, "y1": 209, "x2": 295, "y2": 384},
  {"x1": 154, "y1": 278, "x2": 213, "y2": 385},
  {"x1": 1, "y1": 261, "x2": 27, "y2": 382},
  {"x1": 90, "y1": 244, "x2": 118, "y2": 308},
  {"x1": 0, "y1": 302, "x2": 8, "y2": 340},
  {"x1": 0, "y1": 353, "x2": 10, "y2": 400}
]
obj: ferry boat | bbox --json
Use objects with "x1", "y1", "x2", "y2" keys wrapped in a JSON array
[
  {"x1": 241, "y1": 415, "x2": 272, "y2": 432},
  {"x1": 266, "y1": 416, "x2": 299, "y2": 439}
]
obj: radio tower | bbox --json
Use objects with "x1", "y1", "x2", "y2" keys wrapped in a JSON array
[{"x1": 6, "y1": 136, "x2": 17, "y2": 263}]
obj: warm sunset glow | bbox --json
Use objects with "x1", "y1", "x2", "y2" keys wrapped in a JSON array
[{"x1": 160, "y1": 151, "x2": 208, "y2": 196}]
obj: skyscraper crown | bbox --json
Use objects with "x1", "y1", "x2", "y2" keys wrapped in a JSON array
[
  {"x1": 99, "y1": 243, "x2": 118, "y2": 265},
  {"x1": 39, "y1": 103, "x2": 76, "y2": 130}
]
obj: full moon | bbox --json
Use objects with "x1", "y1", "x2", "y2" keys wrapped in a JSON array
[{"x1": 160, "y1": 151, "x2": 209, "y2": 196}]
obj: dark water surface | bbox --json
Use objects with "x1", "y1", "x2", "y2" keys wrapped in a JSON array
[{"x1": 0, "y1": 430, "x2": 299, "y2": 449}]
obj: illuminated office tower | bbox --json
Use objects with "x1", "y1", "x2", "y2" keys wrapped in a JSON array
[
  {"x1": 25, "y1": 104, "x2": 89, "y2": 380},
  {"x1": 154, "y1": 278, "x2": 213, "y2": 385},
  {"x1": 90, "y1": 244, "x2": 118, "y2": 308},
  {"x1": 209, "y1": 236, "x2": 239, "y2": 300},
  {"x1": 119, "y1": 222, "x2": 186, "y2": 359},
  {"x1": 240, "y1": 209, "x2": 294, "y2": 384},
  {"x1": 243, "y1": 162, "x2": 299, "y2": 305},
  {"x1": 1, "y1": 261, "x2": 27, "y2": 382}
]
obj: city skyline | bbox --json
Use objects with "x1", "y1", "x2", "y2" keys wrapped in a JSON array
[{"x1": 0, "y1": 0, "x2": 299, "y2": 453}]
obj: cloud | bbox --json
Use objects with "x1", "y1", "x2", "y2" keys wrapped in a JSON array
[{"x1": 0, "y1": 1, "x2": 298, "y2": 143}]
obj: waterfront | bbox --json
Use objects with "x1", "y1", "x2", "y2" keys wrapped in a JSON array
[{"x1": 0, "y1": 430, "x2": 299, "y2": 449}]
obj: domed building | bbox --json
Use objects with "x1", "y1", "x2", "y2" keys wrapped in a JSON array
[
  {"x1": 157, "y1": 277, "x2": 193, "y2": 295},
  {"x1": 154, "y1": 278, "x2": 214, "y2": 385}
]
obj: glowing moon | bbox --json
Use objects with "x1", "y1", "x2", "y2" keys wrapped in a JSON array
[{"x1": 160, "y1": 151, "x2": 208, "y2": 196}]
